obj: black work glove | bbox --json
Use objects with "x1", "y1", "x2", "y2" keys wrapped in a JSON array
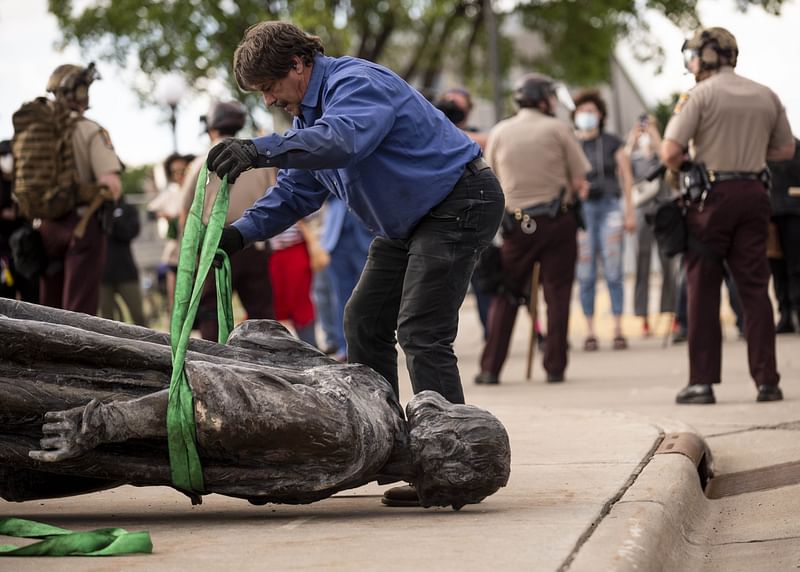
[
  {"x1": 213, "y1": 226, "x2": 245, "y2": 268},
  {"x1": 207, "y1": 139, "x2": 273, "y2": 183}
]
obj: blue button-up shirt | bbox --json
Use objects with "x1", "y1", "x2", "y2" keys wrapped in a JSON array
[{"x1": 232, "y1": 54, "x2": 480, "y2": 241}]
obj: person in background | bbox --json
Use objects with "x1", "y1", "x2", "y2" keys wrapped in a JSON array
[
  {"x1": 626, "y1": 114, "x2": 677, "y2": 337},
  {"x1": 319, "y1": 194, "x2": 373, "y2": 361},
  {"x1": 573, "y1": 89, "x2": 636, "y2": 351},
  {"x1": 476, "y1": 73, "x2": 589, "y2": 385},
  {"x1": 767, "y1": 137, "x2": 800, "y2": 334},
  {"x1": 0, "y1": 139, "x2": 38, "y2": 303},
  {"x1": 38, "y1": 64, "x2": 122, "y2": 315},
  {"x1": 99, "y1": 195, "x2": 147, "y2": 326},
  {"x1": 660, "y1": 27, "x2": 793, "y2": 404},
  {"x1": 149, "y1": 152, "x2": 191, "y2": 318},
  {"x1": 180, "y1": 101, "x2": 274, "y2": 341}
]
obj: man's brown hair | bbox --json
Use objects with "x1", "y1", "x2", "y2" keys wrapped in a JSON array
[
  {"x1": 572, "y1": 89, "x2": 607, "y2": 131},
  {"x1": 233, "y1": 21, "x2": 324, "y2": 91}
]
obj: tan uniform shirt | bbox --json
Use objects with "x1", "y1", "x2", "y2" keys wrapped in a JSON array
[
  {"x1": 72, "y1": 118, "x2": 122, "y2": 184},
  {"x1": 664, "y1": 67, "x2": 794, "y2": 172},
  {"x1": 182, "y1": 152, "x2": 276, "y2": 225},
  {"x1": 486, "y1": 108, "x2": 590, "y2": 211}
]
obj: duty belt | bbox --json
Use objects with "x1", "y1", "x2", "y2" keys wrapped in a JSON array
[{"x1": 707, "y1": 170, "x2": 765, "y2": 183}]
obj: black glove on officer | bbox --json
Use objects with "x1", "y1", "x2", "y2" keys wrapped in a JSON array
[
  {"x1": 207, "y1": 139, "x2": 274, "y2": 183},
  {"x1": 213, "y1": 226, "x2": 244, "y2": 268}
]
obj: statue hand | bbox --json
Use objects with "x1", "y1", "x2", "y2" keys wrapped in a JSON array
[{"x1": 29, "y1": 400, "x2": 103, "y2": 462}]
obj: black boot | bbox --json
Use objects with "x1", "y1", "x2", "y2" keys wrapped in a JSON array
[
  {"x1": 675, "y1": 384, "x2": 715, "y2": 404},
  {"x1": 756, "y1": 385, "x2": 783, "y2": 402},
  {"x1": 776, "y1": 315, "x2": 795, "y2": 334}
]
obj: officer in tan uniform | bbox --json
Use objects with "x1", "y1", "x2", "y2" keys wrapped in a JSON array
[
  {"x1": 181, "y1": 101, "x2": 274, "y2": 340},
  {"x1": 660, "y1": 27, "x2": 795, "y2": 404},
  {"x1": 476, "y1": 74, "x2": 590, "y2": 384},
  {"x1": 39, "y1": 64, "x2": 122, "y2": 315}
]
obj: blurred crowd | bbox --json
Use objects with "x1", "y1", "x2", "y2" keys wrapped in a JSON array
[{"x1": 1, "y1": 48, "x2": 797, "y2": 371}]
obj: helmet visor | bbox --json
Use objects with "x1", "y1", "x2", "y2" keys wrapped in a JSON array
[{"x1": 682, "y1": 48, "x2": 700, "y2": 70}]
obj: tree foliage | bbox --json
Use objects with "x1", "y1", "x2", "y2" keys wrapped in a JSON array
[{"x1": 48, "y1": 0, "x2": 788, "y2": 103}]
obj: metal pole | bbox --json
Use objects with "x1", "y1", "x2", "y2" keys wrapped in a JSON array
[
  {"x1": 169, "y1": 103, "x2": 178, "y2": 153},
  {"x1": 483, "y1": 0, "x2": 503, "y2": 123}
]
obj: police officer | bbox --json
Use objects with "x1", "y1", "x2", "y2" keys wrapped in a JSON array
[
  {"x1": 660, "y1": 27, "x2": 795, "y2": 404},
  {"x1": 476, "y1": 74, "x2": 590, "y2": 384},
  {"x1": 39, "y1": 64, "x2": 122, "y2": 315},
  {"x1": 180, "y1": 101, "x2": 275, "y2": 340}
]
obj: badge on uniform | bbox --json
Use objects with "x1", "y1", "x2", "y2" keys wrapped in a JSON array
[
  {"x1": 673, "y1": 92, "x2": 690, "y2": 115},
  {"x1": 98, "y1": 128, "x2": 115, "y2": 150}
]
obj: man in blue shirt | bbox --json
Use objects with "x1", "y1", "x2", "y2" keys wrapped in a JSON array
[{"x1": 209, "y1": 21, "x2": 504, "y2": 414}]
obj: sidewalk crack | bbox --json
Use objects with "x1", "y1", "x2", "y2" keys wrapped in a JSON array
[{"x1": 557, "y1": 430, "x2": 665, "y2": 572}]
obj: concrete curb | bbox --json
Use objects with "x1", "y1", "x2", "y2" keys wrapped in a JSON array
[{"x1": 567, "y1": 431, "x2": 710, "y2": 572}]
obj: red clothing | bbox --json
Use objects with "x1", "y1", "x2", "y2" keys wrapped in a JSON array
[{"x1": 269, "y1": 242, "x2": 314, "y2": 328}]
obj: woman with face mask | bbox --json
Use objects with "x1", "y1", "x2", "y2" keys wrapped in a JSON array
[
  {"x1": 625, "y1": 115, "x2": 679, "y2": 338},
  {"x1": 572, "y1": 90, "x2": 636, "y2": 351}
]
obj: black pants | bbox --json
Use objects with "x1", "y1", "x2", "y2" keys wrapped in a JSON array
[
  {"x1": 770, "y1": 214, "x2": 800, "y2": 320},
  {"x1": 686, "y1": 181, "x2": 778, "y2": 387},
  {"x1": 345, "y1": 168, "x2": 505, "y2": 404},
  {"x1": 480, "y1": 211, "x2": 577, "y2": 378}
]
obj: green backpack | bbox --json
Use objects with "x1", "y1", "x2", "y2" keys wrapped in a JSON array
[{"x1": 11, "y1": 97, "x2": 80, "y2": 220}]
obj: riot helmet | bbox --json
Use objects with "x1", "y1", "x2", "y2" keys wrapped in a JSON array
[
  {"x1": 46, "y1": 62, "x2": 100, "y2": 110},
  {"x1": 513, "y1": 73, "x2": 573, "y2": 116},
  {"x1": 682, "y1": 27, "x2": 738, "y2": 73},
  {"x1": 201, "y1": 101, "x2": 247, "y2": 135}
]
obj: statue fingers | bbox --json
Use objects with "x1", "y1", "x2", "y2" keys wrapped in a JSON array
[
  {"x1": 43, "y1": 410, "x2": 68, "y2": 423},
  {"x1": 41, "y1": 420, "x2": 74, "y2": 435},
  {"x1": 29, "y1": 448, "x2": 70, "y2": 463},
  {"x1": 39, "y1": 436, "x2": 69, "y2": 451}
]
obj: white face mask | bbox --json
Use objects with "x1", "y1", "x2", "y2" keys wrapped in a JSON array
[
  {"x1": 0, "y1": 155, "x2": 12, "y2": 176},
  {"x1": 638, "y1": 133, "x2": 651, "y2": 151},
  {"x1": 575, "y1": 112, "x2": 599, "y2": 131}
]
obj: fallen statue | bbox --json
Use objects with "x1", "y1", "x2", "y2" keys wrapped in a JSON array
[{"x1": 0, "y1": 299, "x2": 510, "y2": 510}]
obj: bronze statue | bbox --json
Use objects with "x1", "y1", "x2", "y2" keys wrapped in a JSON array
[{"x1": 0, "y1": 300, "x2": 510, "y2": 510}]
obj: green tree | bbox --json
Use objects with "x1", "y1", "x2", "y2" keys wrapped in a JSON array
[{"x1": 48, "y1": 0, "x2": 788, "y2": 103}]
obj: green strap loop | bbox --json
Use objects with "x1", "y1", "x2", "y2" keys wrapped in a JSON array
[
  {"x1": 167, "y1": 162, "x2": 233, "y2": 493},
  {"x1": 0, "y1": 517, "x2": 152, "y2": 556},
  {"x1": 215, "y1": 251, "x2": 234, "y2": 344}
]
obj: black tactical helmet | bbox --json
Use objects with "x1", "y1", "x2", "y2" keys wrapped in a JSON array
[
  {"x1": 513, "y1": 73, "x2": 556, "y2": 109},
  {"x1": 202, "y1": 101, "x2": 247, "y2": 133},
  {"x1": 682, "y1": 27, "x2": 738, "y2": 70},
  {"x1": 46, "y1": 63, "x2": 100, "y2": 109}
]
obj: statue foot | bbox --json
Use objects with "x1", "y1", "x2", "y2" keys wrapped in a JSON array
[{"x1": 29, "y1": 399, "x2": 103, "y2": 462}]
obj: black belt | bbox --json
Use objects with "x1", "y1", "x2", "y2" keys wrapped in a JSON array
[
  {"x1": 460, "y1": 156, "x2": 491, "y2": 181},
  {"x1": 707, "y1": 170, "x2": 764, "y2": 183}
]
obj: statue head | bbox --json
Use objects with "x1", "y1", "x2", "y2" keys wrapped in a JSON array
[{"x1": 406, "y1": 391, "x2": 511, "y2": 510}]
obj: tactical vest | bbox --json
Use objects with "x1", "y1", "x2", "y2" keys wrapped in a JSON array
[{"x1": 11, "y1": 97, "x2": 81, "y2": 220}]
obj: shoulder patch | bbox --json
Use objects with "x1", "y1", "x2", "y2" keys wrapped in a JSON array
[
  {"x1": 673, "y1": 92, "x2": 690, "y2": 115},
  {"x1": 98, "y1": 128, "x2": 115, "y2": 150}
]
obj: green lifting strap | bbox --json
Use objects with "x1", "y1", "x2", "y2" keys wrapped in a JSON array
[
  {"x1": 167, "y1": 162, "x2": 233, "y2": 494},
  {"x1": 0, "y1": 517, "x2": 152, "y2": 556}
]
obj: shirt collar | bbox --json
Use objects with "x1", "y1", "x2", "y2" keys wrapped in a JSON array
[{"x1": 301, "y1": 54, "x2": 328, "y2": 111}]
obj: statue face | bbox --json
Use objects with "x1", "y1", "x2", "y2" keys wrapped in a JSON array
[{"x1": 406, "y1": 391, "x2": 511, "y2": 510}]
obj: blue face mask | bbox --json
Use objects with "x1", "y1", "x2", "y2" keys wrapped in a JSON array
[{"x1": 575, "y1": 112, "x2": 599, "y2": 131}]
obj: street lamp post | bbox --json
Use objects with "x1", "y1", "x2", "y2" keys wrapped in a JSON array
[{"x1": 156, "y1": 74, "x2": 187, "y2": 154}]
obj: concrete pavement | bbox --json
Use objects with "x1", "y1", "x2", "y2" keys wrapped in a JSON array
[{"x1": 1, "y1": 290, "x2": 799, "y2": 571}]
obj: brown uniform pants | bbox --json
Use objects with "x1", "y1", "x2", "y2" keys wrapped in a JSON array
[
  {"x1": 686, "y1": 180, "x2": 779, "y2": 387},
  {"x1": 39, "y1": 211, "x2": 106, "y2": 316},
  {"x1": 197, "y1": 244, "x2": 274, "y2": 341},
  {"x1": 480, "y1": 212, "x2": 578, "y2": 378}
]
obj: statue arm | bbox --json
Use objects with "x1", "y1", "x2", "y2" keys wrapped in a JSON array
[{"x1": 29, "y1": 390, "x2": 168, "y2": 463}]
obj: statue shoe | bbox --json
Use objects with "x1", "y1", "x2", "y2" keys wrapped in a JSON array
[
  {"x1": 675, "y1": 384, "x2": 715, "y2": 404},
  {"x1": 756, "y1": 385, "x2": 783, "y2": 402},
  {"x1": 381, "y1": 485, "x2": 420, "y2": 507}
]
